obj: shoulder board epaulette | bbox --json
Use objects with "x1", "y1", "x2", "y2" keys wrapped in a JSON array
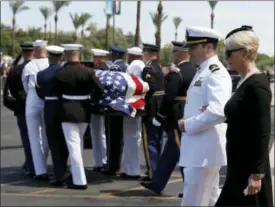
[
  {"x1": 146, "y1": 60, "x2": 153, "y2": 67},
  {"x1": 209, "y1": 64, "x2": 220, "y2": 72},
  {"x1": 170, "y1": 67, "x2": 181, "y2": 73}
]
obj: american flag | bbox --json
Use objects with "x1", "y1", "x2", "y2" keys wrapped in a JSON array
[{"x1": 94, "y1": 70, "x2": 149, "y2": 117}]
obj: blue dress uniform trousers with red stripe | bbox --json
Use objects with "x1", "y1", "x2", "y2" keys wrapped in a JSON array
[{"x1": 36, "y1": 63, "x2": 69, "y2": 181}]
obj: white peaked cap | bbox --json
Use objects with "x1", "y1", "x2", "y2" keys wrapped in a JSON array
[
  {"x1": 33, "y1": 40, "x2": 48, "y2": 47},
  {"x1": 91, "y1": 48, "x2": 109, "y2": 57},
  {"x1": 186, "y1": 26, "x2": 224, "y2": 44},
  {"x1": 61, "y1": 44, "x2": 83, "y2": 51},
  {"x1": 46, "y1": 45, "x2": 64, "y2": 54},
  {"x1": 127, "y1": 47, "x2": 143, "y2": 56}
]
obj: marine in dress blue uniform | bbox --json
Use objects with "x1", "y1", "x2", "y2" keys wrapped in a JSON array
[
  {"x1": 3, "y1": 42, "x2": 35, "y2": 176},
  {"x1": 35, "y1": 45, "x2": 69, "y2": 187},
  {"x1": 141, "y1": 41, "x2": 196, "y2": 195},
  {"x1": 102, "y1": 45, "x2": 128, "y2": 175},
  {"x1": 141, "y1": 43, "x2": 165, "y2": 182}
]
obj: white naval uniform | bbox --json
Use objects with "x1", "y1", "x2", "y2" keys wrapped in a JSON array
[
  {"x1": 121, "y1": 59, "x2": 145, "y2": 176},
  {"x1": 90, "y1": 114, "x2": 107, "y2": 167},
  {"x1": 22, "y1": 58, "x2": 49, "y2": 175},
  {"x1": 179, "y1": 55, "x2": 232, "y2": 206}
]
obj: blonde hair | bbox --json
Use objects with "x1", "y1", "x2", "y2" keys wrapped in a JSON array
[{"x1": 225, "y1": 30, "x2": 259, "y2": 60}]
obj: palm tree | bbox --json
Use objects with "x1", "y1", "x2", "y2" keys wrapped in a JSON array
[
  {"x1": 69, "y1": 13, "x2": 82, "y2": 41},
  {"x1": 104, "y1": 9, "x2": 112, "y2": 50},
  {"x1": 149, "y1": 0, "x2": 168, "y2": 60},
  {"x1": 208, "y1": 1, "x2": 218, "y2": 29},
  {"x1": 9, "y1": 0, "x2": 29, "y2": 57},
  {"x1": 79, "y1": 13, "x2": 92, "y2": 40},
  {"x1": 173, "y1": 16, "x2": 182, "y2": 41},
  {"x1": 39, "y1": 6, "x2": 52, "y2": 40},
  {"x1": 27, "y1": 27, "x2": 42, "y2": 40},
  {"x1": 52, "y1": 1, "x2": 71, "y2": 44},
  {"x1": 134, "y1": 1, "x2": 141, "y2": 47}
]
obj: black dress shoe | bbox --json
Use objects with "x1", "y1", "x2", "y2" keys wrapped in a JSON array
[
  {"x1": 25, "y1": 171, "x2": 35, "y2": 178},
  {"x1": 49, "y1": 180, "x2": 66, "y2": 187},
  {"x1": 100, "y1": 169, "x2": 116, "y2": 176},
  {"x1": 63, "y1": 174, "x2": 73, "y2": 185},
  {"x1": 22, "y1": 163, "x2": 27, "y2": 171},
  {"x1": 92, "y1": 166, "x2": 104, "y2": 172},
  {"x1": 140, "y1": 176, "x2": 151, "y2": 182},
  {"x1": 34, "y1": 174, "x2": 49, "y2": 181},
  {"x1": 67, "y1": 184, "x2": 88, "y2": 190},
  {"x1": 178, "y1": 192, "x2": 183, "y2": 198},
  {"x1": 140, "y1": 181, "x2": 161, "y2": 195},
  {"x1": 120, "y1": 172, "x2": 140, "y2": 180}
]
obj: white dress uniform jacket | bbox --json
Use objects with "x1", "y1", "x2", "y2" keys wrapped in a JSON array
[
  {"x1": 122, "y1": 59, "x2": 145, "y2": 176},
  {"x1": 22, "y1": 58, "x2": 49, "y2": 175},
  {"x1": 179, "y1": 55, "x2": 232, "y2": 167}
]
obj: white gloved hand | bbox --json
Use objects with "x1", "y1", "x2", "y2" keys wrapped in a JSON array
[{"x1": 152, "y1": 117, "x2": 161, "y2": 127}]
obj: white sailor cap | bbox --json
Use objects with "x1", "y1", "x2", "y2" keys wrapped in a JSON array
[
  {"x1": 33, "y1": 40, "x2": 48, "y2": 47},
  {"x1": 61, "y1": 44, "x2": 83, "y2": 51},
  {"x1": 185, "y1": 26, "x2": 223, "y2": 45},
  {"x1": 46, "y1": 45, "x2": 64, "y2": 55},
  {"x1": 91, "y1": 49, "x2": 109, "y2": 57},
  {"x1": 127, "y1": 47, "x2": 143, "y2": 56}
]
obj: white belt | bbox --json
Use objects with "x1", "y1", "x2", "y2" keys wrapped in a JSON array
[
  {"x1": 45, "y1": 96, "x2": 58, "y2": 100},
  {"x1": 62, "y1": 94, "x2": 90, "y2": 100}
]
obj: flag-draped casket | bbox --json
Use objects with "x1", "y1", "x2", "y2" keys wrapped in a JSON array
[{"x1": 94, "y1": 70, "x2": 149, "y2": 117}]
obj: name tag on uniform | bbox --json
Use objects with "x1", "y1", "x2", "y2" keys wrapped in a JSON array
[{"x1": 194, "y1": 78, "x2": 203, "y2": 87}]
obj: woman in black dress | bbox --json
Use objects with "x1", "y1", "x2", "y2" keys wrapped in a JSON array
[{"x1": 215, "y1": 25, "x2": 273, "y2": 206}]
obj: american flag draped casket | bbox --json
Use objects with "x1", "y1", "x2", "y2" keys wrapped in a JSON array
[{"x1": 93, "y1": 70, "x2": 149, "y2": 117}]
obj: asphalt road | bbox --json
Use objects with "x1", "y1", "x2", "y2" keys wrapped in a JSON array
[{"x1": 1, "y1": 104, "x2": 274, "y2": 206}]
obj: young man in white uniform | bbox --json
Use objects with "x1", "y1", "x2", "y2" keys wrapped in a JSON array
[
  {"x1": 120, "y1": 47, "x2": 145, "y2": 178},
  {"x1": 22, "y1": 40, "x2": 49, "y2": 180},
  {"x1": 177, "y1": 27, "x2": 232, "y2": 206}
]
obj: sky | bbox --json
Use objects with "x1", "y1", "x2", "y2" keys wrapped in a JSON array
[{"x1": 1, "y1": 1, "x2": 274, "y2": 56}]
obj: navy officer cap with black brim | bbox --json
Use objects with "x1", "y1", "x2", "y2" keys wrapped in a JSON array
[
  {"x1": 142, "y1": 43, "x2": 159, "y2": 52},
  {"x1": 171, "y1": 41, "x2": 189, "y2": 52},
  {"x1": 20, "y1": 42, "x2": 34, "y2": 50},
  {"x1": 110, "y1": 45, "x2": 127, "y2": 54}
]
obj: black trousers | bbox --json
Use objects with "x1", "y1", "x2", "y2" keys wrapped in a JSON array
[
  {"x1": 44, "y1": 101, "x2": 68, "y2": 180},
  {"x1": 105, "y1": 115, "x2": 123, "y2": 173},
  {"x1": 16, "y1": 113, "x2": 35, "y2": 174}
]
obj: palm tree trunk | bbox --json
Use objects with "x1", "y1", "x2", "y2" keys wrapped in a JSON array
[
  {"x1": 105, "y1": 15, "x2": 111, "y2": 50},
  {"x1": 156, "y1": 1, "x2": 163, "y2": 61},
  {"x1": 175, "y1": 31, "x2": 177, "y2": 41},
  {"x1": 134, "y1": 1, "x2": 141, "y2": 46},
  {"x1": 44, "y1": 23, "x2": 47, "y2": 40},
  {"x1": 12, "y1": 16, "x2": 16, "y2": 58},
  {"x1": 210, "y1": 12, "x2": 214, "y2": 29},
  {"x1": 54, "y1": 14, "x2": 58, "y2": 44}
]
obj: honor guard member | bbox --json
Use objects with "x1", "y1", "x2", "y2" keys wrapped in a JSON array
[
  {"x1": 89, "y1": 49, "x2": 109, "y2": 172},
  {"x1": 22, "y1": 40, "x2": 49, "y2": 180},
  {"x1": 120, "y1": 47, "x2": 145, "y2": 179},
  {"x1": 141, "y1": 43, "x2": 165, "y2": 182},
  {"x1": 141, "y1": 41, "x2": 196, "y2": 196},
  {"x1": 35, "y1": 45, "x2": 69, "y2": 187},
  {"x1": 55, "y1": 44, "x2": 104, "y2": 189},
  {"x1": 102, "y1": 45, "x2": 128, "y2": 175},
  {"x1": 3, "y1": 42, "x2": 35, "y2": 176},
  {"x1": 177, "y1": 27, "x2": 232, "y2": 206}
]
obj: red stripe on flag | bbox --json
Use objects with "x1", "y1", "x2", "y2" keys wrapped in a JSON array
[
  {"x1": 129, "y1": 99, "x2": 145, "y2": 109},
  {"x1": 130, "y1": 74, "x2": 143, "y2": 95}
]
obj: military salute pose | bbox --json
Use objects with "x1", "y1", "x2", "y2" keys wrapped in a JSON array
[
  {"x1": 89, "y1": 49, "x2": 109, "y2": 172},
  {"x1": 54, "y1": 44, "x2": 104, "y2": 189},
  {"x1": 3, "y1": 42, "x2": 35, "y2": 176},
  {"x1": 35, "y1": 45, "x2": 69, "y2": 187},
  {"x1": 141, "y1": 43, "x2": 165, "y2": 181},
  {"x1": 177, "y1": 27, "x2": 232, "y2": 206},
  {"x1": 22, "y1": 40, "x2": 49, "y2": 180},
  {"x1": 141, "y1": 41, "x2": 196, "y2": 195}
]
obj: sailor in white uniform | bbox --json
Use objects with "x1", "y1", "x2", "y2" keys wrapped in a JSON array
[
  {"x1": 120, "y1": 47, "x2": 145, "y2": 178},
  {"x1": 89, "y1": 49, "x2": 109, "y2": 172},
  {"x1": 22, "y1": 40, "x2": 49, "y2": 180},
  {"x1": 177, "y1": 27, "x2": 232, "y2": 206}
]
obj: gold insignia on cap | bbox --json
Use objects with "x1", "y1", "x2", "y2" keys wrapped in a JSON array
[
  {"x1": 145, "y1": 74, "x2": 151, "y2": 79},
  {"x1": 209, "y1": 64, "x2": 220, "y2": 72}
]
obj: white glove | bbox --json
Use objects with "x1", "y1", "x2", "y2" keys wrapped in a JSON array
[{"x1": 152, "y1": 117, "x2": 161, "y2": 127}]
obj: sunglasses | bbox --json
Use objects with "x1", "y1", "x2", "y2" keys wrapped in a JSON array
[{"x1": 225, "y1": 48, "x2": 244, "y2": 58}]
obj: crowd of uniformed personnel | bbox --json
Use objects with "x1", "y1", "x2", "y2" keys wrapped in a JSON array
[{"x1": 3, "y1": 25, "x2": 273, "y2": 206}]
